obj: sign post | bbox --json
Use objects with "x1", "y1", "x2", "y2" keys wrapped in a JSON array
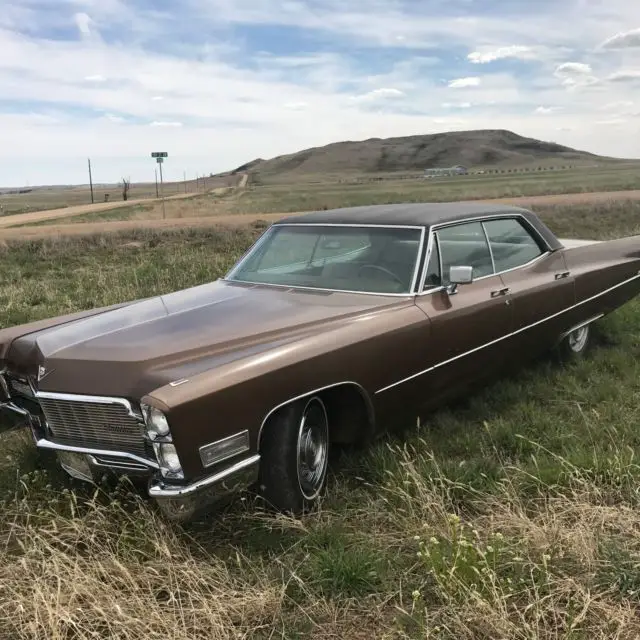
[{"x1": 151, "y1": 152, "x2": 168, "y2": 219}]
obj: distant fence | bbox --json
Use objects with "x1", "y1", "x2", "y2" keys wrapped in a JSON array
[{"x1": 332, "y1": 164, "x2": 590, "y2": 184}]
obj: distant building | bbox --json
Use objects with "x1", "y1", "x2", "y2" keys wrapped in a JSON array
[{"x1": 424, "y1": 165, "x2": 468, "y2": 178}]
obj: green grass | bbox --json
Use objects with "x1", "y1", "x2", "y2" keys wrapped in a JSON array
[
  {"x1": 1, "y1": 202, "x2": 640, "y2": 638},
  {"x1": 10, "y1": 165, "x2": 640, "y2": 228},
  {"x1": 220, "y1": 166, "x2": 640, "y2": 216}
]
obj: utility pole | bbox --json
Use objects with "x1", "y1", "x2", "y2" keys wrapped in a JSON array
[
  {"x1": 183, "y1": 171, "x2": 187, "y2": 193},
  {"x1": 151, "y1": 152, "x2": 168, "y2": 219},
  {"x1": 155, "y1": 168, "x2": 159, "y2": 197},
  {"x1": 159, "y1": 161, "x2": 165, "y2": 219},
  {"x1": 87, "y1": 158, "x2": 94, "y2": 204}
]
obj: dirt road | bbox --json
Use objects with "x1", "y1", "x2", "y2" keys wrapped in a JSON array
[
  {"x1": 0, "y1": 191, "x2": 208, "y2": 230},
  {"x1": 2, "y1": 188, "x2": 640, "y2": 241}
]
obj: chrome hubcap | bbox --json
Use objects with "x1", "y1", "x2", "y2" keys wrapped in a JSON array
[
  {"x1": 568, "y1": 326, "x2": 589, "y2": 352},
  {"x1": 296, "y1": 398, "x2": 329, "y2": 501}
]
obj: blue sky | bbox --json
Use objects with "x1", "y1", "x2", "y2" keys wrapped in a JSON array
[{"x1": 1, "y1": 0, "x2": 639, "y2": 185}]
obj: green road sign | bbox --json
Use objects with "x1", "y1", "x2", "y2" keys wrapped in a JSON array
[
  {"x1": 151, "y1": 152, "x2": 168, "y2": 158},
  {"x1": 156, "y1": 157, "x2": 164, "y2": 164}
]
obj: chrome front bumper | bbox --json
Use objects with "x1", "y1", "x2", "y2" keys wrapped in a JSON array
[
  {"x1": 148, "y1": 454, "x2": 260, "y2": 520},
  {"x1": 0, "y1": 399, "x2": 260, "y2": 521}
]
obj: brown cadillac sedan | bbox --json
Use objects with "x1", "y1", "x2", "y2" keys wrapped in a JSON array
[{"x1": 1, "y1": 202, "x2": 640, "y2": 520}]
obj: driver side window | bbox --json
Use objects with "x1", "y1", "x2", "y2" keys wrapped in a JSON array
[{"x1": 436, "y1": 222, "x2": 494, "y2": 283}]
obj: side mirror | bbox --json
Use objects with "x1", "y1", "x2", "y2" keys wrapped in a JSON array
[{"x1": 446, "y1": 265, "x2": 474, "y2": 295}]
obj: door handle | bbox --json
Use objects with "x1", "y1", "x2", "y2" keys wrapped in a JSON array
[
  {"x1": 490, "y1": 287, "x2": 510, "y2": 298},
  {"x1": 554, "y1": 271, "x2": 571, "y2": 280}
]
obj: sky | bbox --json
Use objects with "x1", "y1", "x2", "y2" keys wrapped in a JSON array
[{"x1": 1, "y1": 0, "x2": 640, "y2": 186}]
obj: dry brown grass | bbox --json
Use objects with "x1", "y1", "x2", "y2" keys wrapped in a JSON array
[
  {"x1": 0, "y1": 488, "x2": 284, "y2": 640},
  {"x1": 376, "y1": 447, "x2": 640, "y2": 639}
]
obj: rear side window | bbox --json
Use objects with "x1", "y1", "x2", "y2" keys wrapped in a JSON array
[
  {"x1": 483, "y1": 218, "x2": 544, "y2": 273},
  {"x1": 436, "y1": 222, "x2": 494, "y2": 281}
]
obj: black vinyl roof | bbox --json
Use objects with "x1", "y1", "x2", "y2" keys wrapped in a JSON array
[{"x1": 276, "y1": 202, "x2": 563, "y2": 251}]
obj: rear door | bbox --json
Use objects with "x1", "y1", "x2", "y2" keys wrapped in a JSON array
[
  {"x1": 414, "y1": 220, "x2": 513, "y2": 402},
  {"x1": 482, "y1": 217, "x2": 575, "y2": 356}
]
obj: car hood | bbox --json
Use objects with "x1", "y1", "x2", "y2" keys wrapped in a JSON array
[{"x1": 4, "y1": 279, "x2": 406, "y2": 397}]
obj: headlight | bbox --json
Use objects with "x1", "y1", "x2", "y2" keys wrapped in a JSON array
[
  {"x1": 141, "y1": 403, "x2": 184, "y2": 479},
  {"x1": 142, "y1": 404, "x2": 170, "y2": 440},
  {"x1": 154, "y1": 443, "x2": 184, "y2": 479}
]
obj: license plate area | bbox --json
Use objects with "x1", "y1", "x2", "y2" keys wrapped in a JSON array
[{"x1": 58, "y1": 451, "x2": 95, "y2": 483}]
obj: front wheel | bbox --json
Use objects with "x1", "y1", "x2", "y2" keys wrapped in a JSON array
[
  {"x1": 258, "y1": 396, "x2": 330, "y2": 514},
  {"x1": 558, "y1": 324, "x2": 592, "y2": 361}
]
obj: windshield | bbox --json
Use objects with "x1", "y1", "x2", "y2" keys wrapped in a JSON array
[{"x1": 225, "y1": 224, "x2": 423, "y2": 294}]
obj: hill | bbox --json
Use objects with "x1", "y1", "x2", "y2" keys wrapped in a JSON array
[{"x1": 233, "y1": 129, "x2": 620, "y2": 180}]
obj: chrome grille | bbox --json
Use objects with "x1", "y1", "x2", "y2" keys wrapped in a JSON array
[{"x1": 38, "y1": 395, "x2": 148, "y2": 457}]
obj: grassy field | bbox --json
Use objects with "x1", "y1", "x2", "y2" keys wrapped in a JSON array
[
  {"x1": 2, "y1": 202, "x2": 640, "y2": 638},
  {"x1": 12, "y1": 164, "x2": 640, "y2": 228}
]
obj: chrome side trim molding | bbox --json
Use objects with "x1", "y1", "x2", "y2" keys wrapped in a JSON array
[
  {"x1": 220, "y1": 278, "x2": 416, "y2": 299},
  {"x1": 148, "y1": 454, "x2": 260, "y2": 498},
  {"x1": 35, "y1": 438, "x2": 160, "y2": 469},
  {"x1": 376, "y1": 272, "x2": 640, "y2": 394},
  {"x1": 557, "y1": 313, "x2": 605, "y2": 343},
  {"x1": 271, "y1": 223, "x2": 424, "y2": 229}
]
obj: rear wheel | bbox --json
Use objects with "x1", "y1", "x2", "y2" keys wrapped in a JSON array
[
  {"x1": 258, "y1": 396, "x2": 330, "y2": 514},
  {"x1": 558, "y1": 324, "x2": 591, "y2": 361}
]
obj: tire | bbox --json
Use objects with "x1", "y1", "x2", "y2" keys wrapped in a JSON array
[
  {"x1": 258, "y1": 396, "x2": 330, "y2": 515},
  {"x1": 558, "y1": 323, "x2": 592, "y2": 361}
]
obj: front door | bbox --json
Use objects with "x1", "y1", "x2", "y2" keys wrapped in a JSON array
[{"x1": 414, "y1": 221, "x2": 513, "y2": 405}]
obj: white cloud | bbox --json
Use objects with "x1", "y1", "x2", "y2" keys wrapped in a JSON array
[
  {"x1": 84, "y1": 74, "x2": 106, "y2": 82},
  {"x1": 600, "y1": 28, "x2": 640, "y2": 49},
  {"x1": 600, "y1": 100, "x2": 634, "y2": 110},
  {"x1": 103, "y1": 114, "x2": 125, "y2": 123},
  {"x1": 607, "y1": 70, "x2": 640, "y2": 82},
  {"x1": 73, "y1": 12, "x2": 94, "y2": 38},
  {"x1": 151, "y1": 96, "x2": 164, "y2": 101},
  {"x1": 554, "y1": 62, "x2": 598, "y2": 88},
  {"x1": 283, "y1": 101, "x2": 309, "y2": 110},
  {"x1": 351, "y1": 87, "x2": 406, "y2": 102},
  {"x1": 535, "y1": 106, "x2": 562, "y2": 114},
  {"x1": 555, "y1": 62, "x2": 592, "y2": 76},
  {"x1": 448, "y1": 77, "x2": 481, "y2": 88},
  {"x1": 442, "y1": 102, "x2": 472, "y2": 109},
  {"x1": 468, "y1": 45, "x2": 533, "y2": 64},
  {"x1": 150, "y1": 121, "x2": 183, "y2": 127}
]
